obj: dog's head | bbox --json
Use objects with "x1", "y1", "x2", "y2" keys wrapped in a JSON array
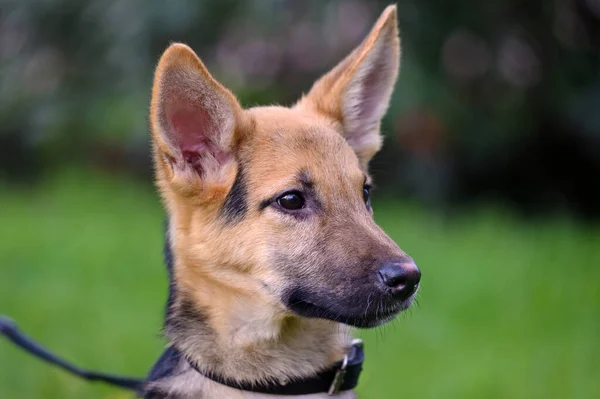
[{"x1": 150, "y1": 6, "x2": 420, "y2": 329}]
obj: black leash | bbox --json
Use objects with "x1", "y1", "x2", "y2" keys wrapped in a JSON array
[
  {"x1": 0, "y1": 315, "x2": 143, "y2": 391},
  {"x1": 1, "y1": 313, "x2": 365, "y2": 396}
]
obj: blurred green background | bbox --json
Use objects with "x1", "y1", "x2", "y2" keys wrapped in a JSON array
[{"x1": 1, "y1": 1, "x2": 599, "y2": 398}]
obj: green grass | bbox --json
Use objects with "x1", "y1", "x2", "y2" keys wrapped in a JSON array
[{"x1": 1, "y1": 171, "x2": 599, "y2": 398}]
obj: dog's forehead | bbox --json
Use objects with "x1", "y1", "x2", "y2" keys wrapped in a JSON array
[
  {"x1": 246, "y1": 106, "x2": 339, "y2": 139},
  {"x1": 243, "y1": 106, "x2": 363, "y2": 183}
]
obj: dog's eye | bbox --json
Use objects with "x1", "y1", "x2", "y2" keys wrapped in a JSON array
[
  {"x1": 363, "y1": 185, "x2": 372, "y2": 208},
  {"x1": 277, "y1": 192, "x2": 305, "y2": 211}
]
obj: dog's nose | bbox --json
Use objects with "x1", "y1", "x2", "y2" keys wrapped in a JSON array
[{"x1": 377, "y1": 261, "x2": 421, "y2": 300}]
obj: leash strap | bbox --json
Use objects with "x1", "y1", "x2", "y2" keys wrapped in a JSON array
[
  {"x1": 0, "y1": 315, "x2": 143, "y2": 390},
  {"x1": 2, "y1": 313, "x2": 365, "y2": 396},
  {"x1": 186, "y1": 339, "x2": 365, "y2": 396}
]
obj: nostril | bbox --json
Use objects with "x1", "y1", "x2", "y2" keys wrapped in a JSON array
[
  {"x1": 377, "y1": 267, "x2": 406, "y2": 288},
  {"x1": 411, "y1": 268, "x2": 422, "y2": 287},
  {"x1": 377, "y1": 262, "x2": 421, "y2": 299}
]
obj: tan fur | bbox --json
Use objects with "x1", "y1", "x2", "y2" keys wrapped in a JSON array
[{"x1": 148, "y1": 5, "x2": 410, "y2": 398}]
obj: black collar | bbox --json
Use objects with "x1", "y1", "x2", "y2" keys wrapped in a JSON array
[{"x1": 186, "y1": 339, "x2": 365, "y2": 396}]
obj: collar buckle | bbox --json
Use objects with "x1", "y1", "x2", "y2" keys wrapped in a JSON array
[
  {"x1": 327, "y1": 353, "x2": 348, "y2": 395},
  {"x1": 328, "y1": 339, "x2": 363, "y2": 396}
]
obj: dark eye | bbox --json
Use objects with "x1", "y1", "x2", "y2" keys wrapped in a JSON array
[
  {"x1": 277, "y1": 192, "x2": 305, "y2": 210},
  {"x1": 363, "y1": 185, "x2": 372, "y2": 207}
]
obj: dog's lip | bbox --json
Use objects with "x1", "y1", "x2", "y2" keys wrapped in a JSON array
[{"x1": 285, "y1": 295, "x2": 412, "y2": 328}]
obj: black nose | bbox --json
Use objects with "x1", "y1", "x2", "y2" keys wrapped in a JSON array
[{"x1": 377, "y1": 261, "x2": 421, "y2": 300}]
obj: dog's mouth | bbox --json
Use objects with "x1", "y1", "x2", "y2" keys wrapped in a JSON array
[{"x1": 283, "y1": 288, "x2": 415, "y2": 328}]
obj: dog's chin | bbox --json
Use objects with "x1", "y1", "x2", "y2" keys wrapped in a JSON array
[{"x1": 283, "y1": 289, "x2": 415, "y2": 329}]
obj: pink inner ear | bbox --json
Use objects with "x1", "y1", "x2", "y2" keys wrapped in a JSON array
[
  {"x1": 165, "y1": 101, "x2": 230, "y2": 174},
  {"x1": 168, "y1": 104, "x2": 211, "y2": 154},
  {"x1": 167, "y1": 103, "x2": 212, "y2": 172}
]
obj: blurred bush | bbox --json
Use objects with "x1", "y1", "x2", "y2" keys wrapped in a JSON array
[{"x1": 1, "y1": 0, "x2": 599, "y2": 217}]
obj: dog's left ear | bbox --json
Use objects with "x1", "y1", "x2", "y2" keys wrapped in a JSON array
[{"x1": 297, "y1": 5, "x2": 400, "y2": 167}]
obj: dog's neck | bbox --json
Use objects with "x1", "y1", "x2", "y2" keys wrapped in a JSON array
[
  {"x1": 167, "y1": 273, "x2": 351, "y2": 384},
  {"x1": 146, "y1": 232, "x2": 355, "y2": 398}
]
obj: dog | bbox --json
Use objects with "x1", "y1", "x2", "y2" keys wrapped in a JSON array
[{"x1": 142, "y1": 5, "x2": 420, "y2": 398}]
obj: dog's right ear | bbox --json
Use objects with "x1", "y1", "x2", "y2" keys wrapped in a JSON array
[
  {"x1": 296, "y1": 6, "x2": 400, "y2": 169},
  {"x1": 150, "y1": 43, "x2": 246, "y2": 200}
]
